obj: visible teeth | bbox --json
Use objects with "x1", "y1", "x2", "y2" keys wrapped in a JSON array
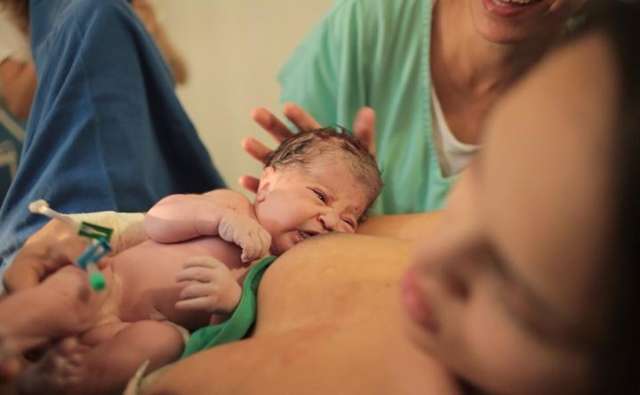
[{"x1": 496, "y1": 0, "x2": 536, "y2": 5}]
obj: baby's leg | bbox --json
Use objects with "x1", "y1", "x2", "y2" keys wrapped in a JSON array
[
  {"x1": 19, "y1": 321, "x2": 185, "y2": 395},
  {"x1": 0, "y1": 265, "x2": 110, "y2": 356}
]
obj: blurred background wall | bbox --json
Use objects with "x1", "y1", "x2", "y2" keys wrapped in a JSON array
[{"x1": 154, "y1": 0, "x2": 334, "y2": 194}]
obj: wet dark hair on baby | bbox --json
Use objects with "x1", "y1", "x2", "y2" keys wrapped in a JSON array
[{"x1": 265, "y1": 126, "x2": 383, "y2": 212}]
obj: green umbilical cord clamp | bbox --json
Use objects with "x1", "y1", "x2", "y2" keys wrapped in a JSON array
[{"x1": 89, "y1": 271, "x2": 106, "y2": 291}]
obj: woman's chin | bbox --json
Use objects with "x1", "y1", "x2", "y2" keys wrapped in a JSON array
[{"x1": 471, "y1": 0, "x2": 554, "y2": 44}]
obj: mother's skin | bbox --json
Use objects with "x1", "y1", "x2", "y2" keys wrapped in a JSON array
[{"x1": 142, "y1": 234, "x2": 458, "y2": 395}]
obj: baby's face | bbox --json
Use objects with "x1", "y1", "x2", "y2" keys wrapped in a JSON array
[{"x1": 254, "y1": 158, "x2": 370, "y2": 255}]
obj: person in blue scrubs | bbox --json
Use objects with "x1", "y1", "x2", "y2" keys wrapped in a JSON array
[
  {"x1": 0, "y1": 0, "x2": 225, "y2": 270},
  {"x1": 0, "y1": 7, "x2": 32, "y2": 205}
]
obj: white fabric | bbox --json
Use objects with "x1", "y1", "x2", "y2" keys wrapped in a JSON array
[
  {"x1": 0, "y1": 105, "x2": 25, "y2": 141},
  {"x1": 67, "y1": 211, "x2": 147, "y2": 254},
  {"x1": 431, "y1": 88, "x2": 480, "y2": 177},
  {"x1": 428, "y1": 0, "x2": 478, "y2": 177}
]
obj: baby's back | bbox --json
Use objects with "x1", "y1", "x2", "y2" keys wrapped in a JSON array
[{"x1": 108, "y1": 236, "x2": 245, "y2": 331}]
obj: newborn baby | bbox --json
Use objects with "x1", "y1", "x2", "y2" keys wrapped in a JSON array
[{"x1": 0, "y1": 128, "x2": 382, "y2": 395}]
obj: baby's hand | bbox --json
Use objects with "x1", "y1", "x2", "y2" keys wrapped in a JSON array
[
  {"x1": 175, "y1": 257, "x2": 242, "y2": 314},
  {"x1": 218, "y1": 211, "x2": 271, "y2": 263}
]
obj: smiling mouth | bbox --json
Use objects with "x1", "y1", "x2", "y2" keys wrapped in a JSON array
[
  {"x1": 492, "y1": 0, "x2": 541, "y2": 5},
  {"x1": 483, "y1": 0, "x2": 544, "y2": 17}
]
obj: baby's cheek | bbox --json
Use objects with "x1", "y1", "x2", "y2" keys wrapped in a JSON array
[{"x1": 270, "y1": 235, "x2": 286, "y2": 256}]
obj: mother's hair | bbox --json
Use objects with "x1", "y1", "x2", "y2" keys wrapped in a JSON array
[{"x1": 585, "y1": 1, "x2": 640, "y2": 392}]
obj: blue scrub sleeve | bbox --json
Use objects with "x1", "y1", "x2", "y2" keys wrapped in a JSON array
[{"x1": 0, "y1": 0, "x2": 225, "y2": 265}]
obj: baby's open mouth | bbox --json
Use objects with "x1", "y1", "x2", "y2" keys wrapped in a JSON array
[{"x1": 296, "y1": 230, "x2": 320, "y2": 242}]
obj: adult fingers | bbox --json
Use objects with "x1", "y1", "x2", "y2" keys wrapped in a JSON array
[
  {"x1": 238, "y1": 176, "x2": 260, "y2": 194},
  {"x1": 241, "y1": 137, "x2": 273, "y2": 165},
  {"x1": 353, "y1": 107, "x2": 376, "y2": 156},
  {"x1": 96, "y1": 256, "x2": 114, "y2": 270},
  {"x1": 0, "y1": 356, "x2": 21, "y2": 383},
  {"x1": 282, "y1": 102, "x2": 321, "y2": 132},
  {"x1": 4, "y1": 220, "x2": 88, "y2": 292},
  {"x1": 251, "y1": 107, "x2": 294, "y2": 143}
]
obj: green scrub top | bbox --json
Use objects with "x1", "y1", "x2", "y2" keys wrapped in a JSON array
[{"x1": 279, "y1": 0, "x2": 456, "y2": 215}]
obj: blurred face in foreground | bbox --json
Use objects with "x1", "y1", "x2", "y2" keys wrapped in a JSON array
[{"x1": 403, "y1": 30, "x2": 619, "y2": 394}]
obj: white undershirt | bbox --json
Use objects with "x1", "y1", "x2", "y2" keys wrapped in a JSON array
[{"x1": 431, "y1": 88, "x2": 480, "y2": 177}]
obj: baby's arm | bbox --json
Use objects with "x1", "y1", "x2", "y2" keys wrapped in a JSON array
[{"x1": 145, "y1": 189, "x2": 271, "y2": 262}]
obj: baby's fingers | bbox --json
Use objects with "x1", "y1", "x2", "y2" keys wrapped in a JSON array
[
  {"x1": 182, "y1": 256, "x2": 225, "y2": 270},
  {"x1": 97, "y1": 256, "x2": 114, "y2": 270},
  {"x1": 240, "y1": 228, "x2": 271, "y2": 263},
  {"x1": 175, "y1": 266, "x2": 216, "y2": 283},
  {"x1": 175, "y1": 297, "x2": 215, "y2": 312},
  {"x1": 178, "y1": 283, "x2": 215, "y2": 300},
  {"x1": 258, "y1": 229, "x2": 272, "y2": 256}
]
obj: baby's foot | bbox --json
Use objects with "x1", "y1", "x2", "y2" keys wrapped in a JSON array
[{"x1": 17, "y1": 337, "x2": 90, "y2": 395}]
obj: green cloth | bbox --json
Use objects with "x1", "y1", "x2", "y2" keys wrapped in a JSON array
[
  {"x1": 279, "y1": 0, "x2": 457, "y2": 214},
  {"x1": 181, "y1": 255, "x2": 277, "y2": 358}
]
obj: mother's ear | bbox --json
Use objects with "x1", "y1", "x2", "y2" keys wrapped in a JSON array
[{"x1": 256, "y1": 166, "x2": 276, "y2": 203}]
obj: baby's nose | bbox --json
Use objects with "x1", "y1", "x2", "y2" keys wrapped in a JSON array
[{"x1": 318, "y1": 212, "x2": 338, "y2": 232}]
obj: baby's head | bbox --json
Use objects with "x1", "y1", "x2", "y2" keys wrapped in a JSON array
[{"x1": 254, "y1": 127, "x2": 382, "y2": 255}]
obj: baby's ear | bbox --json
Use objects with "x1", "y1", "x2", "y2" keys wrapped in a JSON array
[{"x1": 256, "y1": 166, "x2": 276, "y2": 202}]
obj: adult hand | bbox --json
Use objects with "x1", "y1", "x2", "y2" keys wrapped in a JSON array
[
  {"x1": 239, "y1": 103, "x2": 377, "y2": 193},
  {"x1": 2, "y1": 219, "x2": 99, "y2": 293},
  {"x1": 131, "y1": 0, "x2": 188, "y2": 85},
  {"x1": 131, "y1": 0, "x2": 159, "y2": 35}
]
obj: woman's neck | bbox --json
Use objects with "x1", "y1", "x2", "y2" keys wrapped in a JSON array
[{"x1": 431, "y1": 0, "x2": 558, "y2": 97}]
